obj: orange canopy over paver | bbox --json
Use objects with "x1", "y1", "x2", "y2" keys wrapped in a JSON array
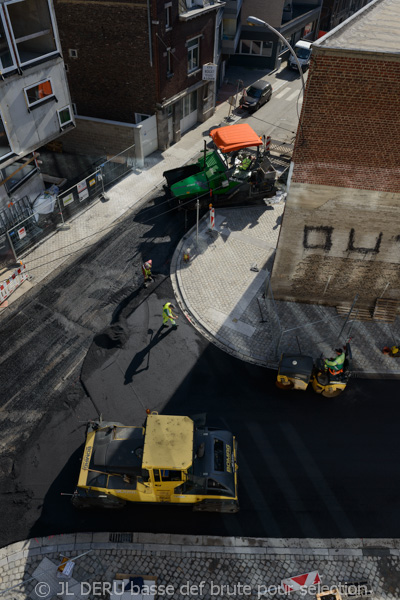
[{"x1": 209, "y1": 124, "x2": 263, "y2": 153}]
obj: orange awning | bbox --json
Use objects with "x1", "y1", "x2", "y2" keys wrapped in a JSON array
[{"x1": 209, "y1": 124, "x2": 263, "y2": 153}]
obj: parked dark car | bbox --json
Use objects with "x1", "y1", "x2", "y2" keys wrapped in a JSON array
[{"x1": 240, "y1": 80, "x2": 272, "y2": 112}]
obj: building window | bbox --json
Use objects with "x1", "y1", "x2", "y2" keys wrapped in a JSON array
[
  {"x1": 279, "y1": 35, "x2": 293, "y2": 56},
  {"x1": 0, "y1": 113, "x2": 13, "y2": 160},
  {"x1": 239, "y1": 40, "x2": 272, "y2": 56},
  {"x1": 182, "y1": 90, "x2": 197, "y2": 117},
  {"x1": 5, "y1": 0, "x2": 59, "y2": 67},
  {"x1": 69, "y1": 48, "x2": 78, "y2": 58},
  {"x1": 24, "y1": 79, "x2": 54, "y2": 108},
  {"x1": 1, "y1": 156, "x2": 37, "y2": 193},
  {"x1": 57, "y1": 106, "x2": 73, "y2": 127},
  {"x1": 261, "y1": 41, "x2": 273, "y2": 56},
  {"x1": 165, "y1": 4, "x2": 171, "y2": 29},
  {"x1": 167, "y1": 49, "x2": 173, "y2": 76},
  {"x1": 187, "y1": 37, "x2": 200, "y2": 73},
  {"x1": 0, "y1": 11, "x2": 17, "y2": 73}
]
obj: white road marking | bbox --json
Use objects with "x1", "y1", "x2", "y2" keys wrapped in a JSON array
[
  {"x1": 287, "y1": 90, "x2": 302, "y2": 102},
  {"x1": 272, "y1": 80, "x2": 288, "y2": 93},
  {"x1": 275, "y1": 88, "x2": 292, "y2": 99}
]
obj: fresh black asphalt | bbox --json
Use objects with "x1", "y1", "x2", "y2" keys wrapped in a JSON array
[{"x1": 0, "y1": 192, "x2": 399, "y2": 547}]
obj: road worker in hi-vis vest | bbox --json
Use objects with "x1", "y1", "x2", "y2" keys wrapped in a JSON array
[
  {"x1": 162, "y1": 302, "x2": 178, "y2": 328},
  {"x1": 324, "y1": 348, "x2": 345, "y2": 376},
  {"x1": 142, "y1": 260, "x2": 153, "y2": 286}
]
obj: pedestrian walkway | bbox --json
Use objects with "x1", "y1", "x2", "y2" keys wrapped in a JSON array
[
  {"x1": 1, "y1": 70, "x2": 254, "y2": 294},
  {"x1": 0, "y1": 533, "x2": 399, "y2": 600},
  {"x1": 0, "y1": 65, "x2": 287, "y2": 299},
  {"x1": 171, "y1": 206, "x2": 400, "y2": 377}
]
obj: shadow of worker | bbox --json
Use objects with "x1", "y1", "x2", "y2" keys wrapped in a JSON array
[{"x1": 124, "y1": 325, "x2": 174, "y2": 384}]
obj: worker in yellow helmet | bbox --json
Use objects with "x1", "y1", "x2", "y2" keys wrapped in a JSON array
[{"x1": 162, "y1": 302, "x2": 178, "y2": 329}]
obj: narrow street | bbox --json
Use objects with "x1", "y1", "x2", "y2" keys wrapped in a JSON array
[
  {"x1": 1, "y1": 2, "x2": 400, "y2": 597},
  {"x1": 1, "y1": 188, "x2": 399, "y2": 548}
]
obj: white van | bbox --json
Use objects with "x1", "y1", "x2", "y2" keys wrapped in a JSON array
[{"x1": 289, "y1": 40, "x2": 312, "y2": 71}]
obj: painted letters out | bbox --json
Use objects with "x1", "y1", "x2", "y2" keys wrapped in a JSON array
[
  {"x1": 346, "y1": 228, "x2": 382, "y2": 254},
  {"x1": 303, "y1": 226, "x2": 384, "y2": 255},
  {"x1": 303, "y1": 225, "x2": 333, "y2": 251}
]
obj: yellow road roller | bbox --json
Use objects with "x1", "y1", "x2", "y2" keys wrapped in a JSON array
[
  {"x1": 72, "y1": 412, "x2": 239, "y2": 512},
  {"x1": 276, "y1": 344, "x2": 352, "y2": 398}
]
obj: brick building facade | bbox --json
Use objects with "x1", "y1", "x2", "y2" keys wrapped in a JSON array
[
  {"x1": 319, "y1": 0, "x2": 372, "y2": 32},
  {"x1": 54, "y1": 0, "x2": 222, "y2": 153},
  {"x1": 271, "y1": 0, "x2": 400, "y2": 308}
]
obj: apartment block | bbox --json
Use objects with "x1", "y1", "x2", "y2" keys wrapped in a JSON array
[
  {"x1": 54, "y1": 0, "x2": 224, "y2": 157},
  {"x1": 0, "y1": 0, "x2": 74, "y2": 264},
  {"x1": 226, "y1": 0, "x2": 323, "y2": 70}
]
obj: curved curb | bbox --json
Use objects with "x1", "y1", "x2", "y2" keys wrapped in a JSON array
[
  {"x1": 170, "y1": 217, "x2": 400, "y2": 380},
  {"x1": 170, "y1": 215, "x2": 274, "y2": 369},
  {"x1": 2, "y1": 532, "x2": 400, "y2": 558}
]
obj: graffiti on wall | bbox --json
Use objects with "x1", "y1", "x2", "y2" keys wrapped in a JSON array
[
  {"x1": 347, "y1": 229, "x2": 383, "y2": 254},
  {"x1": 303, "y1": 225, "x2": 385, "y2": 255},
  {"x1": 303, "y1": 226, "x2": 333, "y2": 251}
]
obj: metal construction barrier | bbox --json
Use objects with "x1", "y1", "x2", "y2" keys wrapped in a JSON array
[
  {"x1": 58, "y1": 170, "x2": 103, "y2": 221},
  {"x1": 0, "y1": 262, "x2": 28, "y2": 304},
  {"x1": 0, "y1": 196, "x2": 32, "y2": 236},
  {"x1": 99, "y1": 143, "x2": 136, "y2": 188},
  {"x1": 6, "y1": 194, "x2": 63, "y2": 258},
  {"x1": 57, "y1": 143, "x2": 136, "y2": 223},
  {"x1": 4, "y1": 143, "x2": 137, "y2": 260}
]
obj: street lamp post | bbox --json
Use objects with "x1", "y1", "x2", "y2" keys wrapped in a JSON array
[{"x1": 247, "y1": 15, "x2": 306, "y2": 95}]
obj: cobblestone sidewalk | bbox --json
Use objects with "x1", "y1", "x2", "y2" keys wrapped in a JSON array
[
  {"x1": 171, "y1": 206, "x2": 400, "y2": 377},
  {"x1": 1, "y1": 534, "x2": 399, "y2": 600}
]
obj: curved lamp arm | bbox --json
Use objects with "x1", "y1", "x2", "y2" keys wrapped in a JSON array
[{"x1": 247, "y1": 15, "x2": 306, "y2": 94}]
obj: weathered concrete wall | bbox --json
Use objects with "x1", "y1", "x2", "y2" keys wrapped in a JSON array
[
  {"x1": 60, "y1": 118, "x2": 136, "y2": 158},
  {"x1": 271, "y1": 183, "x2": 400, "y2": 306}
]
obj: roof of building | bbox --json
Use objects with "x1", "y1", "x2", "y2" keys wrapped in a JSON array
[{"x1": 314, "y1": 0, "x2": 400, "y2": 54}]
